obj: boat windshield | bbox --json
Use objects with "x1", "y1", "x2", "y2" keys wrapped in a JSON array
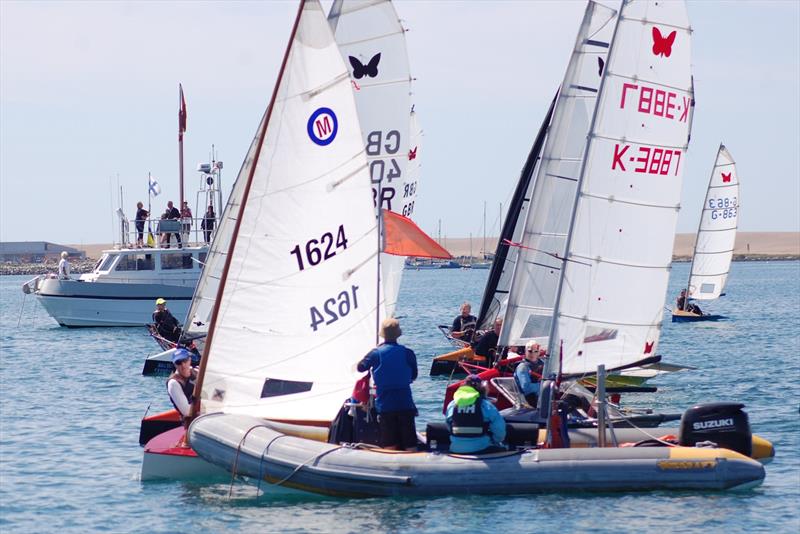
[{"x1": 97, "y1": 254, "x2": 117, "y2": 272}]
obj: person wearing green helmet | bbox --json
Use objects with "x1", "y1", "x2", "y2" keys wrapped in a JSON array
[{"x1": 445, "y1": 374, "x2": 506, "y2": 454}]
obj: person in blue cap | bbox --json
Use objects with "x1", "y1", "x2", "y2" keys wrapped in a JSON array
[
  {"x1": 167, "y1": 348, "x2": 197, "y2": 421},
  {"x1": 445, "y1": 374, "x2": 506, "y2": 454}
]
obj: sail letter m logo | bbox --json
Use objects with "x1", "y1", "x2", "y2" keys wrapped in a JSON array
[{"x1": 307, "y1": 107, "x2": 339, "y2": 146}]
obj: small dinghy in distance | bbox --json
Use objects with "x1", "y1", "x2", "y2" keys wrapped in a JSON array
[{"x1": 672, "y1": 144, "x2": 739, "y2": 323}]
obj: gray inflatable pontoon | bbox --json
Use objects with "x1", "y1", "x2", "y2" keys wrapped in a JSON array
[{"x1": 188, "y1": 413, "x2": 765, "y2": 497}]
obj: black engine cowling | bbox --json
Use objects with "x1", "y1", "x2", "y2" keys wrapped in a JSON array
[{"x1": 678, "y1": 402, "x2": 752, "y2": 457}]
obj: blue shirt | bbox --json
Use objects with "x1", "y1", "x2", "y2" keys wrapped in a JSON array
[
  {"x1": 445, "y1": 397, "x2": 506, "y2": 453},
  {"x1": 357, "y1": 342, "x2": 417, "y2": 413},
  {"x1": 514, "y1": 360, "x2": 542, "y2": 397}
]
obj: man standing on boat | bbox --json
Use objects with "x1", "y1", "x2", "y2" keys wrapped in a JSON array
[
  {"x1": 445, "y1": 374, "x2": 506, "y2": 454},
  {"x1": 135, "y1": 202, "x2": 148, "y2": 248},
  {"x1": 57, "y1": 251, "x2": 71, "y2": 280},
  {"x1": 164, "y1": 201, "x2": 182, "y2": 248},
  {"x1": 450, "y1": 302, "x2": 477, "y2": 342},
  {"x1": 357, "y1": 318, "x2": 418, "y2": 451}
]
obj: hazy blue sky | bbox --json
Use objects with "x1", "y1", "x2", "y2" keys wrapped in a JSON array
[{"x1": 2, "y1": 0, "x2": 798, "y2": 245}]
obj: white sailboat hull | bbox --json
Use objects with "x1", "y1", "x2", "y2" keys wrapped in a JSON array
[{"x1": 35, "y1": 279, "x2": 193, "y2": 327}]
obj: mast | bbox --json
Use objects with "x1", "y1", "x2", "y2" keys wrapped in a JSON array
[
  {"x1": 191, "y1": 0, "x2": 306, "y2": 418},
  {"x1": 482, "y1": 201, "x2": 486, "y2": 259},
  {"x1": 542, "y1": 8, "x2": 623, "y2": 378},
  {"x1": 475, "y1": 95, "x2": 556, "y2": 330},
  {"x1": 178, "y1": 84, "x2": 187, "y2": 208},
  {"x1": 683, "y1": 142, "x2": 724, "y2": 310}
]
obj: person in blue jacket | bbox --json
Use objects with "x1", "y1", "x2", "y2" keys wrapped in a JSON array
[
  {"x1": 445, "y1": 375, "x2": 507, "y2": 454},
  {"x1": 514, "y1": 340, "x2": 546, "y2": 407},
  {"x1": 357, "y1": 318, "x2": 418, "y2": 451}
]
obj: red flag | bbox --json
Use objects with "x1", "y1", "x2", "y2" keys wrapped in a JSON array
[
  {"x1": 382, "y1": 209, "x2": 451, "y2": 259},
  {"x1": 178, "y1": 84, "x2": 187, "y2": 139}
]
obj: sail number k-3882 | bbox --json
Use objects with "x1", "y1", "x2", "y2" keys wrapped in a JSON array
[
  {"x1": 290, "y1": 225, "x2": 348, "y2": 271},
  {"x1": 309, "y1": 285, "x2": 360, "y2": 331}
]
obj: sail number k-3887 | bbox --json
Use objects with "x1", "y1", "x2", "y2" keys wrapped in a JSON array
[
  {"x1": 290, "y1": 225, "x2": 348, "y2": 271},
  {"x1": 611, "y1": 144, "x2": 682, "y2": 176},
  {"x1": 309, "y1": 285, "x2": 360, "y2": 331}
]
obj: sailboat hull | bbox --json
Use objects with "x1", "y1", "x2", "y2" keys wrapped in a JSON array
[
  {"x1": 188, "y1": 413, "x2": 765, "y2": 496},
  {"x1": 671, "y1": 310, "x2": 726, "y2": 323}
]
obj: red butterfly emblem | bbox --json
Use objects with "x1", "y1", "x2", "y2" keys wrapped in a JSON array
[
  {"x1": 721, "y1": 172, "x2": 732, "y2": 183},
  {"x1": 644, "y1": 341, "x2": 654, "y2": 354},
  {"x1": 408, "y1": 146, "x2": 417, "y2": 160},
  {"x1": 652, "y1": 27, "x2": 677, "y2": 58}
]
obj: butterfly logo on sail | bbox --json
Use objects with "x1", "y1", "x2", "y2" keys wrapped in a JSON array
[
  {"x1": 349, "y1": 53, "x2": 381, "y2": 79},
  {"x1": 597, "y1": 57, "x2": 605, "y2": 77},
  {"x1": 651, "y1": 27, "x2": 677, "y2": 58},
  {"x1": 408, "y1": 147, "x2": 417, "y2": 161},
  {"x1": 644, "y1": 341, "x2": 654, "y2": 354},
  {"x1": 721, "y1": 172, "x2": 732, "y2": 183}
]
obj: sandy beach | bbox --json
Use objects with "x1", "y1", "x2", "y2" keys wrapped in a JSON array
[{"x1": 67, "y1": 232, "x2": 798, "y2": 261}]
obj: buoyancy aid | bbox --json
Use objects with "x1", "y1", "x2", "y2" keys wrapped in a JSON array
[
  {"x1": 450, "y1": 386, "x2": 490, "y2": 438},
  {"x1": 167, "y1": 372, "x2": 195, "y2": 418}
]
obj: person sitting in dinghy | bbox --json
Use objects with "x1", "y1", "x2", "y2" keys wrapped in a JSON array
[
  {"x1": 152, "y1": 298, "x2": 181, "y2": 343},
  {"x1": 357, "y1": 318, "x2": 419, "y2": 452},
  {"x1": 514, "y1": 341, "x2": 546, "y2": 407},
  {"x1": 473, "y1": 317, "x2": 503, "y2": 364},
  {"x1": 450, "y1": 302, "x2": 477, "y2": 342},
  {"x1": 445, "y1": 374, "x2": 506, "y2": 454},
  {"x1": 676, "y1": 289, "x2": 703, "y2": 315},
  {"x1": 167, "y1": 348, "x2": 197, "y2": 422}
]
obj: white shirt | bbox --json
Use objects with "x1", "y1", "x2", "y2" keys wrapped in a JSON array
[
  {"x1": 58, "y1": 258, "x2": 70, "y2": 279},
  {"x1": 167, "y1": 378, "x2": 192, "y2": 417}
]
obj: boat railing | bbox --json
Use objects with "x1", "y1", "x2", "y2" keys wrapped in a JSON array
[
  {"x1": 21, "y1": 275, "x2": 44, "y2": 294},
  {"x1": 122, "y1": 216, "x2": 214, "y2": 249}
]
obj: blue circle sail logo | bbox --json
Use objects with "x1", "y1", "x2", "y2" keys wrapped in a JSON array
[{"x1": 307, "y1": 107, "x2": 338, "y2": 146}]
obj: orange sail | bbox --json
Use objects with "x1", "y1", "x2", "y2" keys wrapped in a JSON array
[{"x1": 382, "y1": 209, "x2": 451, "y2": 259}]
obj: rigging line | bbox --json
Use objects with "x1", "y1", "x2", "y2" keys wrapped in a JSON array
[
  {"x1": 557, "y1": 312, "x2": 661, "y2": 328},
  {"x1": 347, "y1": 77, "x2": 411, "y2": 90},
  {"x1": 337, "y1": 30, "x2": 405, "y2": 47},
  {"x1": 692, "y1": 248, "x2": 735, "y2": 255},
  {"x1": 568, "y1": 252, "x2": 671, "y2": 270},
  {"x1": 694, "y1": 226, "x2": 737, "y2": 233},
  {"x1": 713, "y1": 162, "x2": 736, "y2": 168},
  {"x1": 262, "y1": 152, "x2": 367, "y2": 196},
  {"x1": 503, "y1": 239, "x2": 591, "y2": 267},
  {"x1": 580, "y1": 192, "x2": 679, "y2": 210},
  {"x1": 707, "y1": 183, "x2": 738, "y2": 189},
  {"x1": 544, "y1": 172, "x2": 578, "y2": 182},
  {"x1": 590, "y1": 132, "x2": 689, "y2": 150},
  {"x1": 607, "y1": 72, "x2": 693, "y2": 94},
  {"x1": 690, "y1": 270, "x2": 731, "y2": 277},
  {"x1": 621, "y1": 16, "x2": 691, "y2": 33}
]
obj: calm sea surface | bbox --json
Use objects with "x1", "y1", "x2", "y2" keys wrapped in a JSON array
[{"x1": 1, "y1": 262, "x2": 798, "y2": 533}]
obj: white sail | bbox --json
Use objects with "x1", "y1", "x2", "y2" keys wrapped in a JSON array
[
  {"x1": 687, "y1": 144, "x2": 739, "y2": 301},
  {"x1": 199, "y1": 0, "x2": 379, "y2": 424},
  {"x1": 329, "y1": 0, "x2": 414, "y2": 319},
  {"x1": 500, "y1": 1, "x2": 617, "y2": 347},
  {"x1": 550, "y1": 0, "x2": 695, "y2": 375},
  {"x1": 182, "y1": 113, "x2": 268, "y2": 340}
]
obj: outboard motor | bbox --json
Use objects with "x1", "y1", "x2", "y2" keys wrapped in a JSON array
[{"x1": 678, "y1": 402, "x2": 752, "y2": 457}]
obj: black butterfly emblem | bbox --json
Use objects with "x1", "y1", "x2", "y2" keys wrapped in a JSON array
[
  {"x1": 597, "y1": 57, "x2": 605, "y2": 77},
  {"x1": 349, "y1": 53, "x2": 381, "y2": 79}
]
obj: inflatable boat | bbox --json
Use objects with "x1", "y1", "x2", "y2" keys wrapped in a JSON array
[{"x1": 187, "y1": 413, "x2": 765, "y2": 497}]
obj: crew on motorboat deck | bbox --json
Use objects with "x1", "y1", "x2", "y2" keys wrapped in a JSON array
[
  {"x1": 57, "y1": 251, "x2": 71, "y2": 280},
  {"x1": 135, "y1": 201, "x2": 148, "y2": 248},
  {"x1": 163, "y1": 200, "x2": 182, "y2": 248},
  {"x1": 167, "y1": 348, "x2": 197, "y2": 421},
  {"x1": 515, "y1": 340, "x2": 546, "y2": 407},
  {"x1": 450, "y1": 302, "x2": 477, "y2": 342},
  {"x1": 473, "y1": 317, "x2": 503, "y2": 362},
  {"x1": 357, "y1": 318, "x2": 419, "y2": 451},
  {"x1": 201, "y1": 205, "x2": 216, "y2": 244},
  {"x1": 153, "y1": 298, "x2": 181, "y2": 343},
  {"x1": 445, "y1": 374, "x2": 506, "y2": 454},
  {"x1": 180, "y1": 201, "x2": 192, "y2": 244},
  {"x1": 677, "y1": 289, "x2": 703, "y2": 315}
]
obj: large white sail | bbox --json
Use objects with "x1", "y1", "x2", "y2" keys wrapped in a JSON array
[
  {"x1": 329, "y1": 0, "x2": 414, "y2": 318},
  {"x1": 687, "y1": 144, "x2": 739, "y2": 301},
  {"x1": 198, "y1": 0, "x2": 379, "y2": 424},
  {"x1": 550, "y1": 0, "x2": 695, "y2": 375},
  {"x1": 500, "y1": 1, "x2": 617, "y2": 347}
]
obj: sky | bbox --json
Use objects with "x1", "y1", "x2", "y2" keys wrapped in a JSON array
[{"x1": 1, "y1": 0, "x2": 799, "y2": 245}]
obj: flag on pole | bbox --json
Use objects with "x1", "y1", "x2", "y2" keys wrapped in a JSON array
[
  {"x1": 178, "y1": 84, "x2": 187, "y2": 140},
  {"x1": 149, "y1": 175, "x2": 161, "y2": 196}
]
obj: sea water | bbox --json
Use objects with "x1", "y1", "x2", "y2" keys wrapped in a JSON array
[{"x1": 1, "y1": 262, "x2": 798, "y2": 533}]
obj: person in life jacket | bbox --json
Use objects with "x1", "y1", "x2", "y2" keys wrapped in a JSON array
[
  {"x1": 167, "y1": 348, "x2": 197, "y2": 423},
  {"x1": 357, "y1": 318, "x2": 419, "y2": 451},
  {"x1": 152, "y1": 298, "x2": 181, "y2": 343},
  {"x1": 445, "y1": 374, "x2": 506, "y2": 454},
  {"x1": 514, "y1": 340, "x2": 546, "y2": 407}
]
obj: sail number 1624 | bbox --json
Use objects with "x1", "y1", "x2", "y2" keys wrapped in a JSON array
[
  {"x1": 290, "y1": 225, "x2": 348, "y2": 271},
  {"x1": 310, "y1": 285, "x2": 359, "y2": 331}
]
